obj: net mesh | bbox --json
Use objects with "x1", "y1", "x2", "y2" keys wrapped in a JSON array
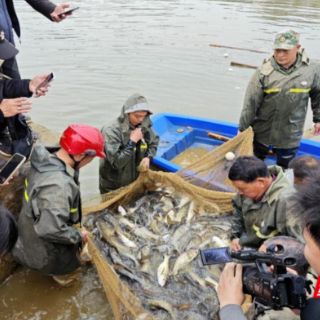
[{"x1": 82, "y1": 127, "x2": 254, "y2": 320}]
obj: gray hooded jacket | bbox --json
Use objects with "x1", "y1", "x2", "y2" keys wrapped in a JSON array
[
  {"x1": 99, "y1": 94, "x2": 159, "y2": 193},
  {"x1": 12, "y1": 145, "x2": 83, "y2": 275}
]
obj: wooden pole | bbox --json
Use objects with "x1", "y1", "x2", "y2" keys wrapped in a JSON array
[
  {"x1": 207, "y1": 131, "x2": 278, "y2": 156},
  {"x1": 207, "y1": 132, "x2": 230, "y2": 142},
  {"x1": 230, "y1": 61, "x2": 258, "y2": 70},
  {"x1": 209, "y1": 44, "x2": 269, "y2": 54}
]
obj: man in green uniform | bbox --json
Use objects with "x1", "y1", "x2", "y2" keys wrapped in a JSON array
[
  {"x1": 12, "y1": 125, "x2": 106, "y2": 283},
  {"x1": 229, "y1": 156, "x2": 294, "y2": 250},
  {"x1": 239, "y1": 29, "x2": 320, "y2": 168},
  {"x1": 99, "y1": 93, "x2": 159, "y2": 194}
]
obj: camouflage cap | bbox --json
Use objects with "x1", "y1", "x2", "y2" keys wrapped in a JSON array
[{"x1": 274, "y1": 29, "x2": 300, "y2": 50}]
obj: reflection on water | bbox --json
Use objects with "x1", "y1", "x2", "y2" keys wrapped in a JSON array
[{"x1": 3, "y1": 0, "x2": 320, "y2": 318}]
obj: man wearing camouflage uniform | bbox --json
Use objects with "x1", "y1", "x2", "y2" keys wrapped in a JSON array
[
  {"x1": 239, "y1": 29, "x2": 320, "y2": 169},
  {"x1": 12, "y1": 125, "x2": 106, "y2": 285},
  {"x1": 99, "y1": 93, "x2": 159, "y2": 193},
  {"x1": 228, "y1": 156, "x2": 294, "y2": 250}
]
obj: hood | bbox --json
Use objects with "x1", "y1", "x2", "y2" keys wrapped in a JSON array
[
  {"x1": 117, "y1": 93, "x2": 153, "y2": 132},
  {"x1": 265, "y1": 166, "x2": 292, "y2": 204},
  {"x1": 30, "y1": 144, "x2": 76, "y2": 178}
]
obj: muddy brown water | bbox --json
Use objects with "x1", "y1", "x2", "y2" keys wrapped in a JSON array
[
  {"x1": 2, "y1": 0, "x2": 320, "y2": 319},
  {"x1": 171, "y1": 147, "x2": 210, "y2": 167}
]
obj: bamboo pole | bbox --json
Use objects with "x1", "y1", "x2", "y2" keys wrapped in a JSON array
[
  {"x1": 230, "y1": 61, "x2": 258, "y2": 70},
  {"x1": 209, "y1": 44, "x2": 269, "y2": 54}
]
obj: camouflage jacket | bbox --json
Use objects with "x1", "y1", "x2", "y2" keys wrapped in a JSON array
[
  {"x1": 230, "y1": 166, "x2": 294, "y2": 248},
  {"x1": 99, "y1": 95, "x2": 159, "y2": 193},
  {"x1": 239, "y1": 50, "x2": 320, "y2": 148},
  {"x1": 12, "y1": 145, "x2": 83, "y2": 275}
]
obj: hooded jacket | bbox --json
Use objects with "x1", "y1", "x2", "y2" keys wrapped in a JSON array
[
  {"x1": 12, "y1": 145, "x2": 83, "y2": 275},
  {"x1": 239, "y1": 50, "x2": 320, "y2": 149},
  {"x1": 99, "y1": 94, "x2": 159, "y2": 193},
  {"x1": 230, "y1": 166, "x2": 294, "y2": 248}
]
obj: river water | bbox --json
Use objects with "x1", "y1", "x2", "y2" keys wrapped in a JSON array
[{"x1": 1, "y1": 0, "x2": 320, "y2": 319}]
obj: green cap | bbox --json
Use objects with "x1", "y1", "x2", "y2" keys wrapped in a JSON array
[{"x1": 274, "y1": 29, "x2": 300, "y2": 50}]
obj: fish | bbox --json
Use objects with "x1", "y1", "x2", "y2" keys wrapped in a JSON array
[
  {"x1": 136, "y1": 244, "x2": 152, "y2": 262},
  {"x1": 176, "y1": 197, "x2": 190, "y2": 211},
  {"x1": 186, "y1": 202, "x2": 196, "y2": 225},
  {"x1": 133, "y1": 226, "x2": 160, "y2": 241},
  {"x1": 157, "y1": 255, "x2": 170, "y2": 287},
  {"x1": 118, "y1": 205, "x2": 127, "y2": 216},
  {"x1": 147, "y1": 299, "x2": 176, "y2": 319},
  {"x1": 211, "y1": 236, "x2": 228, "y2": 248},
  {"x1": 172, "y1": 248, "x2": 199, "y2": 276},
  {"x1": 204, "y1": 276, "x2": 219, "y2": 290},
  {"x1": 184, "y1": 267, "x2": 206, "y2": 287},
  {"x1": 116, "y1": 232, "x2": 138, "y2": 251},
  {"x1": 171, "y1": 224, "x2": 190, "y2": 252},
  {"x1": 97, "y1": 220, "x2": 138, "y2": 257},
  {"x1": 184, "y1": 234, "x2": 202, "y2": 251}
]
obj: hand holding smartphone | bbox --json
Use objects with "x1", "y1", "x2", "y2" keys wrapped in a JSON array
[
  {"x1": 0, "y1": 153, "x2": 26, "y2": 185},
  {"x1": 35, "y1": 73, "x2": 55, "y2": 95},
  {"x1": 57, "y1": 7, "x2": 79, "y2": 18}
]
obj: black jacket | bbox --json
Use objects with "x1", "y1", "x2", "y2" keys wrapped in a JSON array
[
  {"x1": 0, "y1": 78, "x2": 32, "y2": 129},
  {"x1": 2, "y1": 0, "x2": 56, "y2": 39}
]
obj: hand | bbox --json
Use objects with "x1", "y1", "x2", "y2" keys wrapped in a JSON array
[
  {"x1": 0, "y1": 170, "x2": 14, "y2": 186},
  {"x1": 218, "y1": 262, "x2": 245, "y2": 309},
  {"x1": 81, "y1": 230, "x2": 88, "y2": 243},
  {"x1": 138, "y1": 157, "x2": 150, "y2": 172},
  {"x1": 313, "y1": 123, "x2": 320, "y2": 136},
  {"x1": 50, "y1": 4, "x2": 71, "y2": 22},
  {"x1": 0, "y1": 98, "x2": 32, "y2": 117},
  {"x1": 29, "y1": 74, "x2": 52, "y2": 98},
  {"x1": 130, "y1": 128, "x2": 143, "y2": 143},
  {"x1": 231, "y1": 238, "x2": 242, "y2": 251}
]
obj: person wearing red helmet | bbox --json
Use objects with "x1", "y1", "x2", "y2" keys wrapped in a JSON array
[{"x1": 11, "y1": 125, "x2": 105, "y2": 285}]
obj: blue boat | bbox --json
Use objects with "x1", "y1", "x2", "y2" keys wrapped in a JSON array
[{"x1": 151, "y1": 112, "x2": 320, "y2": 172}]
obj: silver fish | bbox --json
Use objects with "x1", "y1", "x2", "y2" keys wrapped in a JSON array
[
  {"x1": 172, "y1": 248, "x2": 199, "y2": 276},
  {"x1": 157, "y1": 255, "x2": 170, "y2": 287}
]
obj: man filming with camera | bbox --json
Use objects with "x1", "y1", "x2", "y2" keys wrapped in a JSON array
[{"x1": 218, "y1": 178, "x2": 320, "y2": 320}]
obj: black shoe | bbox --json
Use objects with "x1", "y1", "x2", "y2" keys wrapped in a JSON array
[{"x1": 0, "y1": 134, "x2": 12, "y2": 157}]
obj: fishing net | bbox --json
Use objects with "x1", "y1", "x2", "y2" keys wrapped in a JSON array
[{"x1": 82, "y1": 127, "x2": 254, "y2": 320}]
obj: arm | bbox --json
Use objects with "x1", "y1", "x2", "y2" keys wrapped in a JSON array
[
  {"x1": 238, "y1": 69, "x2": 264, "y2": 131},
  {"x1": 25, "y1": 0, "x2": 57, "y2": 20},
  {"x1": 25, "y1": 0, "x2": 72, "y2": 23},
  {"x1": 31, "y1": 184, "x2": 82, "y2": 245},
  {"x1": 0, "y1": 75, "x2": 51, "y2": 101},
  {"x1": 1, "y1": 79, "x2": 32, "y2": 99},
  {"x1": 310, "y1": 63, "x2": 320, "y2": 135},
  {"x1": 102, "y1": 127, "x2": 136, "y2": 170}
]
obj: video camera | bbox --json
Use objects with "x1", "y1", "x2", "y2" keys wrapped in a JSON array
[{"x1": 200, "y1": 244, "x2": 311, "y2": 311}]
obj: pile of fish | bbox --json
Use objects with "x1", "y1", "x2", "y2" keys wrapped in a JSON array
[{"x1": 84, "y1": 186, "x2": 232, "y2": 320}]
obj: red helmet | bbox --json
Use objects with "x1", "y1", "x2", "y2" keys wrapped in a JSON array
[{"x1": 60, "y1": 125, "x2": 106, "y2": 158}]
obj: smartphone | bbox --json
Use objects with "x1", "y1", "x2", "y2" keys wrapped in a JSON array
[
  {"x1": 57, "y1": 7, "x2": 79, "y2": 18},
  {"x1": 0, "y1": 153, "x2": 26, "y2": 185},
  {"x1": 35, "y1": 73, "x2": 54, "y2": 94},
  {"x1": 200, "y1": 247, "x2": 233, "y2": 265}
]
